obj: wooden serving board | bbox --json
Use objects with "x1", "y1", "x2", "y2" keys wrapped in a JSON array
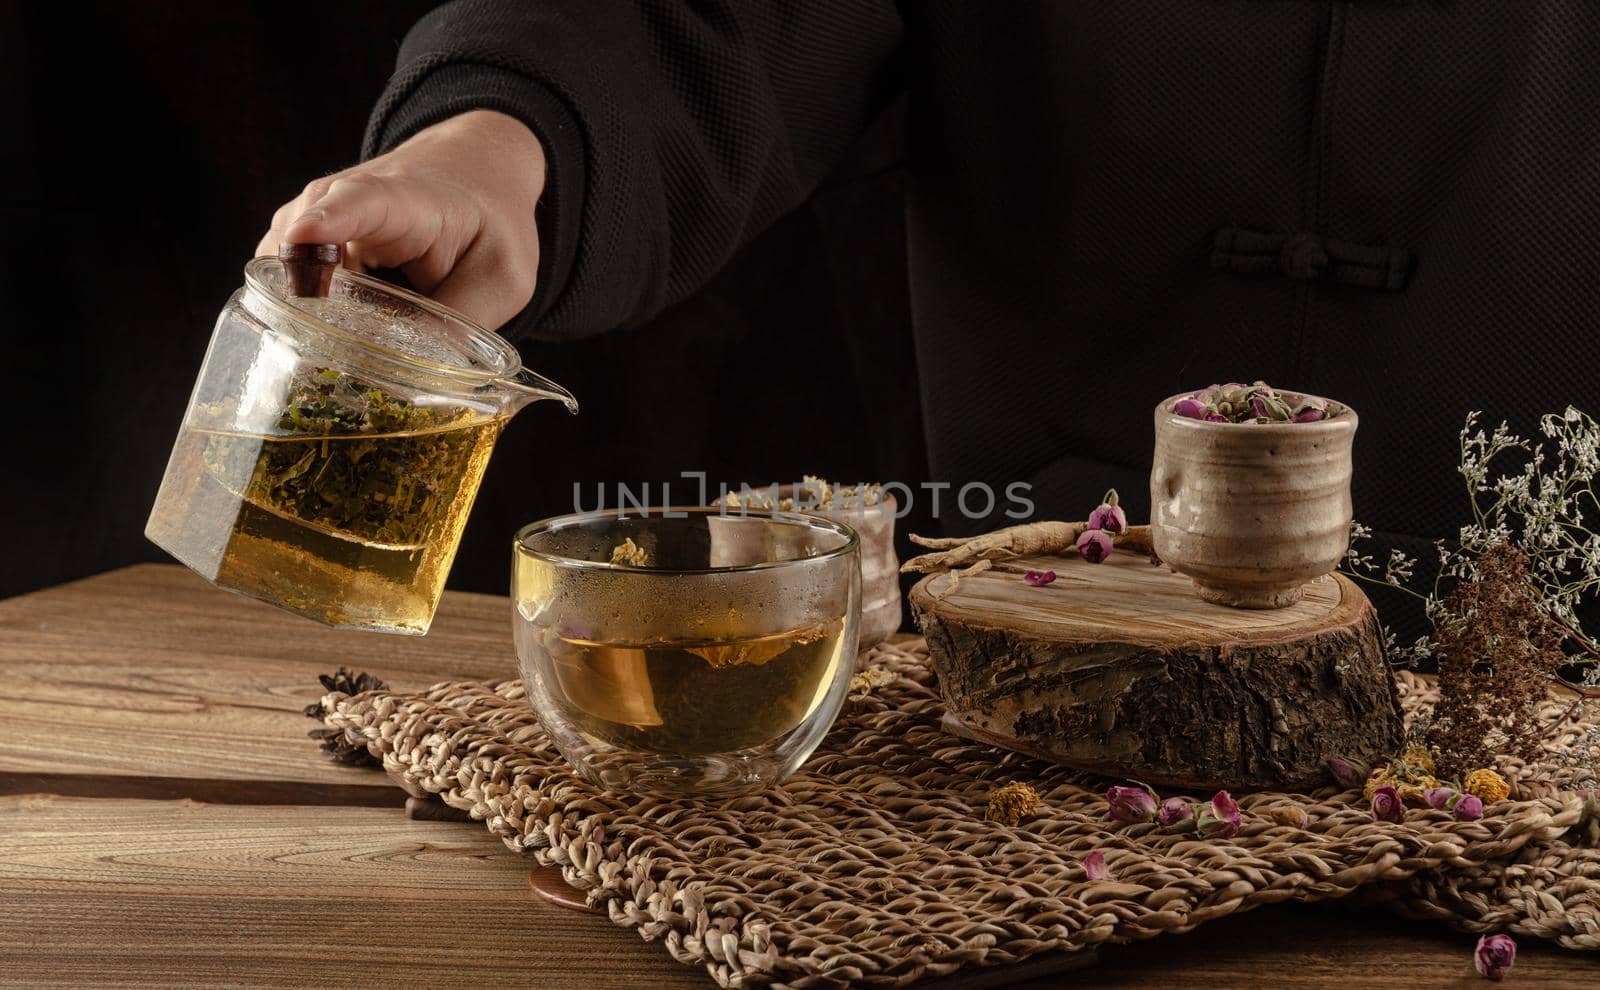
[{"x1": 910, "y1": 553, "x2": 1404, "y2": 791}]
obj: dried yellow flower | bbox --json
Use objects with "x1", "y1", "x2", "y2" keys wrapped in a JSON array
[
  {"x1": 1364, "y1": 764, "x2": 1439, "y2": 804},
  {"x1": 848, "y1": 668, "x2": 898, "y2": 694},
  {"x1": 1401, "y1": 745, "x2": 1437, "y2": 774},
  {"x1": 609, "y1": 538, "x2": 648, "y2": 567},
  {"x1": 1463, "y1": 768, "x2": 1510, "y2": 804},
  {"x1": 985, "y1": 781, "x2": 1040, "y2": 826}
]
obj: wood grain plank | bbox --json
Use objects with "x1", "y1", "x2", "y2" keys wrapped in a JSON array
[
  {"x1": 0, "y1": 565, "x2": 519, "y2": 790},
  {"x1": 0, "y1": 794, "x2": 707, "y2": 989},
  {"x1": 1079, "y1": 902, "x2": 1598, "y2": 989},
  {"x1": 2, "y1": 568, "x2": 1595, "y2": 987},
  {"x1": 917, "y1": 551, "x2": 1353, "y2": 645},
  {"x1": 0, "y1": 563, "x2": 516, "y2": 681},
  {"x1": 4, "y1": 796, "x2": 1592, "y2": 989}
]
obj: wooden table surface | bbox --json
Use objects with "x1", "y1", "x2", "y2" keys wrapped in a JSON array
[{"x1": 2, "y1": 564, "x2": 1594, "y2": 988}]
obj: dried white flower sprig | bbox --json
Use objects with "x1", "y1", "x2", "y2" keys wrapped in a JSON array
[{"x1": 1345, "y1": 406, "x2": 1600, "y2": 689}]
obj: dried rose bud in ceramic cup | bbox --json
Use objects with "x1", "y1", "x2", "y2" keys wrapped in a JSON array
[{"x1": 1149, "y1": 388, "x2": 1356, "y2": 608}]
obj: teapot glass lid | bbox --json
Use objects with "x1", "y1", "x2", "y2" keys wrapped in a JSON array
[{"x1": 243, "y1": 255, "x2": 524, "y2": 384}]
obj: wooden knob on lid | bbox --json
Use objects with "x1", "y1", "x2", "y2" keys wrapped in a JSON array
[{"x1": 278, "y1": 242, "x2": 341, "y2": 298}]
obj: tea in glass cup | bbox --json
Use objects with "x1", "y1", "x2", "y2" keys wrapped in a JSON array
[{"x1": 512, "y1": 508, "x2": 861, "y2": 796}]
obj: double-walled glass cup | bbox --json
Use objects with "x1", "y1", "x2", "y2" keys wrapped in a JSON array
[{"x1": 513, "y1": 507, "x2": 861, "y2": 797}]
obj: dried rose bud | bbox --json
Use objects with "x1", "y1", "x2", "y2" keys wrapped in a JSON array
[
  {"x1": 1291, "y1": 396, "x2": 1328, "y2": 423},
  {"x1": 1370, "y1": 785, "x2": 1405, "y2": 823},
  {"x1": 1086, "y1": 489, "x2": 1128, "y2": 535},
  {"x1": 1106, "y1": 783, "x2": 1158, "y2": 824},
  {"x1": 1157, "y1": 797, "x2": 1195, "y2": 830},
  {"x1": 1474, "y1": 934, "x2": 1516, "y2": 981},
  {"x1": 1266, "y1": 804, "x2": 1309, "y2": 829},
  {"x1": 1249, "y1": 393, "x2": 1291, "y2": 422},
  {"x1": 1454, "y1": 794, "x2": 1484, "y2": 821},
  {"x1": 1197, "y1": 790, "x2": 1242, "y2": 839},
  {"x1": 1076, "y1": 529, "x2": 1115, "y2": 564},
  {"x1": 1424, "y1": 786, "x2": 1456, "y2": 811},
  {"x1": 1327, "y1": 757, "x2": 1370, "y2": 789},
  {"x1": 1023, "y1": 569, "x2": 1057, "y2": 587},
  {"x1": 1203, "y1": 412, "x2": 1230, "y2": 423},
  {"x1": 1172, "y1": 397, "x2": 1208, "y2": 419},
  {"x1": 1082, "y1": 850, "x2": 1109, "y2": 881}
]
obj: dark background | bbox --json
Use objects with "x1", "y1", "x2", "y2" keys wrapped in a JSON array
[{"x1": 1, "y1": 2, "x2": 928, "y2": 603}]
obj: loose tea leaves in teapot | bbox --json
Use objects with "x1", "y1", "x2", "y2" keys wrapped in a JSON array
[
  {"x1": 150, "y1": 366, "x2": 503, "y2": 633},
  {"x1": 202, "y1": 367, "x2": 497, "y2": 548}
]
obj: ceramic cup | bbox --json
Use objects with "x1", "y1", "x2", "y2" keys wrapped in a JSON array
[{"x1": 1149, "y1": 391, "x2": 1356, "y2": 608}]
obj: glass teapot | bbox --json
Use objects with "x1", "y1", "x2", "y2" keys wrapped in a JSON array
[{"x1": 146, "y1": 243, "x2": 577, "y2": 635}]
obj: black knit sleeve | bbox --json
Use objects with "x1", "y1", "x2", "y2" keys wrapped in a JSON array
[{"x1": 362, "y1": 1, "x2": 904, "y2": 341}]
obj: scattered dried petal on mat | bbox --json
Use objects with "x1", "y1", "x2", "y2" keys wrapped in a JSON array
[
  {"x1": 1023, "y1": 569, "x2": 1057, "y2": 587},
  {"x1": 986, "y1": 781, "x2": 1041, "y2": 826},
  {"x1": 1371, "y1": 785, "x2": 1405, "y2": 823},
  {"x1": 1106, "y1": 783, "x2": 1158, "y2": 824},
  {"x1": 1082, "y1": 850, "x2": 1109, "y2": 881},
  {"x1": 1475, "y1": 934, "x2": 1516, "y2": 981},
  {"x1": 1266, "y1": 804, "x2": 1309, "y2": 829},
  {"x1": 849, "y1": 668, "x2": 898, "y2": 695},
  {"x1": 1197, "y1": 791, "x2": 1242, "y2": 839},
  {"x1": 1464, "y1": 768, "x2": 1511, "y2": 804},
  {"x1": 1157, "y1": 797, "x2": 1195, "y2": 830}
]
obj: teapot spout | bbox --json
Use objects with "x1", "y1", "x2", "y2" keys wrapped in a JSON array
[{"x1": 499, "y1": 367, "x2": 579, "y2": 415}]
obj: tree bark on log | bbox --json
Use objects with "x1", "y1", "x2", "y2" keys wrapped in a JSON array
[{"x1": 910, "y1": 554, "x2": 1403, "y2": 791}]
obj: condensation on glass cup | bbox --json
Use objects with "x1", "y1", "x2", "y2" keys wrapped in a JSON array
[{"x1": 513, "y1": 507, "x2": 862, "y2": 797}]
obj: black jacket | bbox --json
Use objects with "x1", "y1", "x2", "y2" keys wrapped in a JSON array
[{"x1": 364, "y1": 1, "x2": 1600, "y2": 589}]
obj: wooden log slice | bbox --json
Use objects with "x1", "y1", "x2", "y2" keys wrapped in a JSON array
[{"x1": 910, "y1": 553, "x2": 1403, "y2": 791}]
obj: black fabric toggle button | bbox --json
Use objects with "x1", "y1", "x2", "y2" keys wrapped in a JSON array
[
  {"x1": 1211, "y1": 226, "x2": 1412, "y2": 291},
  {"x1": 1278, "y1": 232, "x2": 1328, "y2": 280}
]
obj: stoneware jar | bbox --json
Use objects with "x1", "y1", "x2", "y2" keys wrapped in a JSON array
[{"x1": 1149, "y1": 391, "x2": 1356, "y2": 608}]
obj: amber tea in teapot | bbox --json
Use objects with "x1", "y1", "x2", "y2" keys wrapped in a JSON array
[{"x1": 146, "y1": 244, "x2": 575, "y2": 634}]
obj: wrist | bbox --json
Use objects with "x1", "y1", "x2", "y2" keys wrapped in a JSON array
[{"x1": 363, "y1": 65, "x2": 585, "y2": 332}]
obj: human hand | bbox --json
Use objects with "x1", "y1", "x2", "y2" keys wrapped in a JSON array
[{"x1": 256, "y1": 110, "x2": 546, "y2": 331}]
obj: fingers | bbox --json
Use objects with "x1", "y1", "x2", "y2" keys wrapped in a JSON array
[
  {"x1": 250, "y1": 110, "x2": 548, "y2": 332},
  {"x1": 429, "y1": 235, "x2": 539, "y2": 331},
  {"x1": 284, "y1": 175, "x2": 417, "y2": 252}
]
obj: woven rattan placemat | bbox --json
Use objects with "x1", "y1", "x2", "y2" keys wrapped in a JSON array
[{"x1": 317, "y1": 640, "x2": 1597, "y2": 988}]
